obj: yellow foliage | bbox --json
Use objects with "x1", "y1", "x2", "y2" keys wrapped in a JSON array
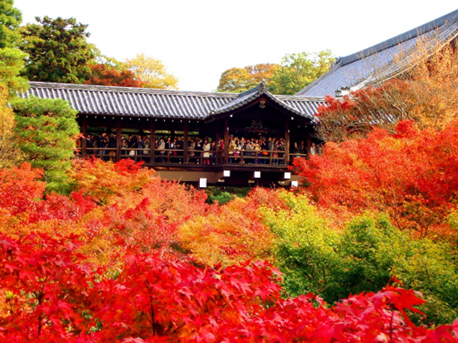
[
  {"x1": 178, "y1": 197, "x2": 273, "y2": 266},
  {"x1": 125, "y1": 53, "x2": 179, "y2": 90},
  {"x1": 401, "y1": 39, "x2": 458, "y2": 129},
  {"x1": 0, "y1": 85, "x2": 22, "y2": 167},
  {"x1": 69, "y1": 159, "x2": 157, "y2": 205}
]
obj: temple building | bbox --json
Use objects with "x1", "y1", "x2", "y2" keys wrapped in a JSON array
[
  {"x1": 23, "y1": 81, "x2": 323, "y2": 186},
  {"x1": 20, "y1": 8, "x2": 458, "y2": 186}
]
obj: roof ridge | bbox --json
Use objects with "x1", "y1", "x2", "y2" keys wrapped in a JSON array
[
  {"x1": 339, "y1": 8, "x2": 458, "y2": 66},
  {"x1": 276, "y1": 94, "x2": 325, "y2": 102},
  {"x1": 27, "y1": 81, "x2": 238, "y2": 98}
]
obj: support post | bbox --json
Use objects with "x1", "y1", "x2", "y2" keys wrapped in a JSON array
[
  {"x1": 183, "y1": 122, "x2": 189, "y2": 164},
  {"x1": 150, "y1": 121, "x2": 155, "y2": 164},
  {"x1": 305, "y1": 126, "x2": 312, "y2": 159},
  {"x1": 215, "y1": 130, "x2": 221, "y2": 165},
  {"x1": 285, "y1": 119, "x2": 290, "y2": 165},
  {"x1": 81, "y1": 116, "x2": 87, "y2": 158},
  {"x1": 116, "y1": 117, "x2": 122, "y2": 162},
  {"x1": 223, "y1": 119, "x2": 229, "y2": 164}
]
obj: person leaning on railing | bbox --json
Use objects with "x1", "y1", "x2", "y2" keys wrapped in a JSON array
[
  {"x1": 203, "y1": 138, "x2": 211, "y2": 165},
  {"x1": 99, "y1": 133, "x2": 109, "y2": 161},
  {"x1": 121, "y1": 138, "x2": 128, "y2": 157}
]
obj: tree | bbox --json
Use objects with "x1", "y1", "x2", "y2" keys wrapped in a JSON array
[
  {"x1": 217, "y1": 63, "x2": 280, "y2": 93},
  {"x1": 84, "y1": 64, "x2": 145, "y2": 87},
  {"x1": 314, "y1": 41, "x2": 458, "y2": 142},
  {"x1": 0, "y1": 85, "x2": 22, "y2": 167},
  {"x1": 125, "y1": 53, "x2": 178, "y2": 89},
  {"x1": 261, "y1": 190, "x2": 343, "y2": 298},
  {"x1": 0, "y1": 1, "x2": 28, "y2": 96},
  {"x1": 294, "y1": 120, "x2": 458, "y2": 239},
  {"x1": 178, "y1": 195, "x2": 274, "y2": 266},
  {"x1": 0, "y1": 230, "x2": 456, "y2": 341},
  {"x1": 12, "y1": 96, "x2": 79, "y2": 194},
  {"x1": 270, "y1": 50, "x2": 335, "y2": 95},
  {"x1": 0, "y1": 47, "x2": 28, "y2": 96},
  {"x1": 19, "y1": 16, "x2": 94, "y2": 83},
  {"x1": 262, "y1": 191, "x2": 458, "y2": 325},
  {"x1": 0, "y1": 0, "x2": 22, "y2": 48}
]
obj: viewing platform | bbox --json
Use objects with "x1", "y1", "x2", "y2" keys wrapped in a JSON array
[{"x1": 23, "y1": 81, "x2": 324, "y2": 186}]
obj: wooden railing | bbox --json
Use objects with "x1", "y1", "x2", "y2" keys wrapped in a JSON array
[{"x1": 83, "y1": 147, "x2": 305, "y2": 166}]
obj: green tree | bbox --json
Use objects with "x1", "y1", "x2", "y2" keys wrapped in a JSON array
[
  {"x1": 12, "y1": 96, "x2": 79, "y2": 194},
  {"x1": 262, "y1": 192, "x2": 458, "y2": 325},
  {"x1": 0, "y1": 47, "x2": 28, "y2": 95},
  {"x1": 217, "y1": 63, "x2": 279, "y2": 93},
  {"x1": 261, "y1": 191, "x2": 343, "y2": 298},
  {"x1": 0, "y1": 0, "x2": 22, "y2": 48},
  {"x1": 270, "y1": 50, "x2": 335, "y2": 95},
  {"x1": 125, "y1": 53, "x2": 178, "y2": 89},
  {"x1": 338, "y1": 215, "x2": 458, "y2": 325},
  {"x1": 0, "y1": 0, "x2": 28, "y2": 96},
  {"x1": 19, "y1": 16, "x2": 94, "y2": 83}
]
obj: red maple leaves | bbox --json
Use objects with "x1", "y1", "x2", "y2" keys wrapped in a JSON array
[
  {"x1": 293, "y1": 120, "x2": 458, "y2": 238},
  {"x1": 0, "y1": 233, "x2": 456, "y2": 342}
]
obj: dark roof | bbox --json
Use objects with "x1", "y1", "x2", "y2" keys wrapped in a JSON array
[
  {"x1": 22, "y1": 82, "x2": 323, "y2": 121},
  {"x1": 297, "y1": 9, "x2": 458, "y2": 97},
  {"x1": 210, "y1": 81, "x2": 321, "y2": 119}
]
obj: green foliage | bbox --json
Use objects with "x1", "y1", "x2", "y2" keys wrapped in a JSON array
[
  {"x1": 393, "y1": 237, "x2": 458, "y2": 324},
  {"x1": 262, "y1": 191, "x2": 342, "y2": 297},
  {"x1": 205, "y1": 186, "x2": 250, "y2": 205},
  {"x1": 335, "y1": 216, "x2": 400, "y2": 299},
  {"x1": 12, "y1": 96, "x2": 79, "y2": 193},
  {"x1": 270, "y1": 50, "x2": 335, "y2": 95},
  {"x1": 0, "y1": 47, "x2": 28, "y2": 96},
  {"x1": 0, "y1": 0, "x2": 22, "y2": 48},
  {"x1": 263, "y1": 192, "x2": 458, "y2": 325},
  {"x1": 340, "y1": 215, "x2": 458, "y2": 324},
  {"x1": 19, "y1": 16, "x2": 94, "y2": 83}
]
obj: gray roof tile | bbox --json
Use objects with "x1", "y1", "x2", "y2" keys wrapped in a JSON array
[
  {"x1": 297, "y1": 9, "x2": 458, "y2": 97},
  {"x1": 22, "y1": 81, "x2": 323, "y2": 120}
]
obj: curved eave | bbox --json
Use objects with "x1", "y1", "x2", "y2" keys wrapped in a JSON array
[{"x1": 208, "y1": 88, "x2": 316, "y2": 122}]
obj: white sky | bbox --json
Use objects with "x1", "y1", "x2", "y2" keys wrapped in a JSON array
[{"x1": 13, "y1": 0, "x2": 458, "y2": 92}]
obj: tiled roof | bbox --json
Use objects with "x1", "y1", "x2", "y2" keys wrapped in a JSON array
[
  {"x1": 297, "y1": 9, "x2": 458, "y2": 97},
  {"x1": 22, "y1": 82, "x2": 323, "y2": 120},
  {"x1": 210, "y1": 82, "x2": 323, "y2": 120}
]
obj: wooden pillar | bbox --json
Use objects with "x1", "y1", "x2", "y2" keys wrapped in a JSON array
[
  {"x1": 215, "y1": 130, "x2": 221, "y2": 165},
  {"x1": 116, "y1": 117, "x2": 122, "y2": 162},
  {"x1": 81, "y1": 116, "x2": 87, "y2": 158},
  {"x1": 305, "y1": 126, "x2": 312, "y2": 159},
  {"x1": 223, "y1": 119, "x2": 229, "y2": 164},
  {"x1": 150, "y1": 121, "x2": 155, "y2": 164},
  {"x1": 285, "y1": 119, "x2": 290, "y2": 165},
  {"x1": 183, "y1": 122, "x2": 189, "y2": 164}
]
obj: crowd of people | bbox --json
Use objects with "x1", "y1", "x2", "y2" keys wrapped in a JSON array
[{"x1": 84, "y1": 132, "x2": 316, "y2": 165}]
